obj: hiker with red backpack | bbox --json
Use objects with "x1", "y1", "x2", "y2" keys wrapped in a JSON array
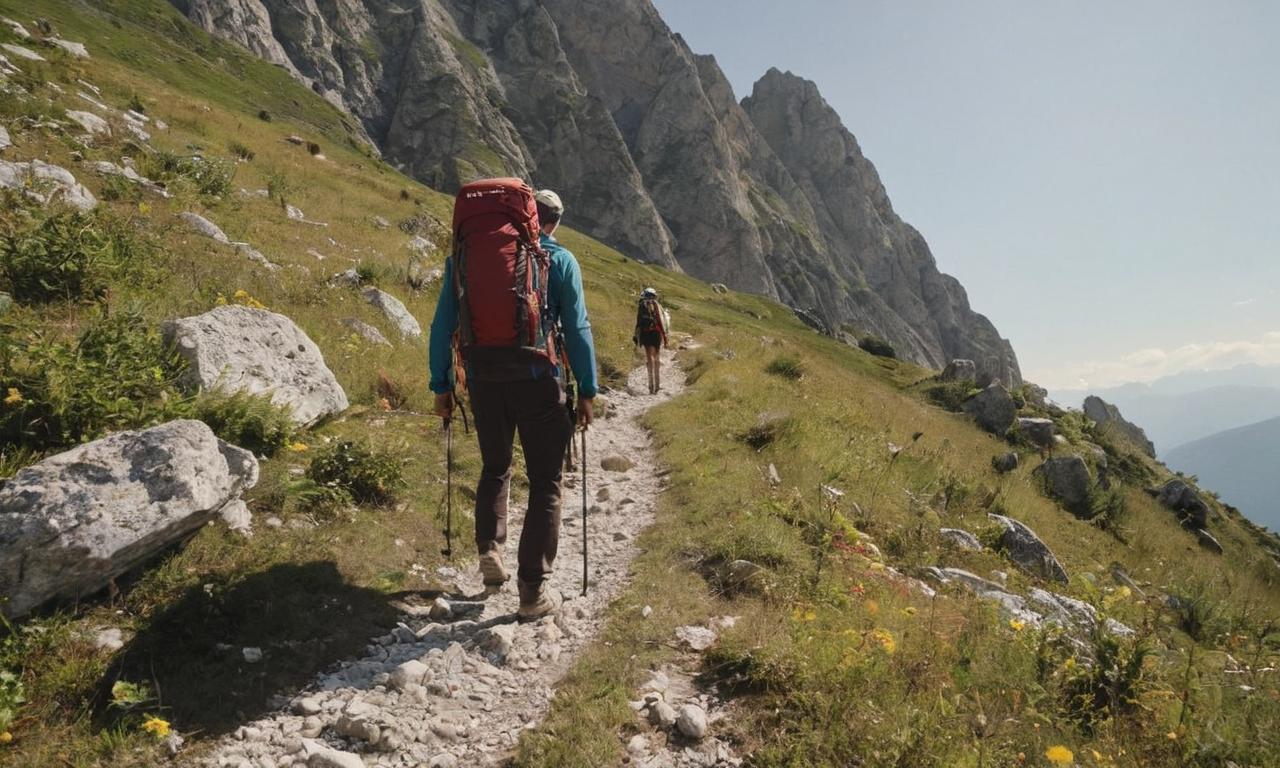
[
  {"x1": 634, "y1": 288, "x2": 668, "y2": 394},
  {"x1": 428, "y1": 181, "x2": 597, "y2": 621}
]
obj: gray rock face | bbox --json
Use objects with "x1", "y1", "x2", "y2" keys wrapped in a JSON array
[
  {"x1": 1155, "y1": 479, "x2": 1211, "y2": 528},
  {"x1": 341, "y1": 317, "x2": 390, "y2": 346},
  {"x1": 361, "y1": 287, "x2": 422, "y2": 338},
  {"x1": 178, "y1": 211, "x2": 230, "y2": 243},
  {"x1": 177, "y1": 0, "x2": 1021, "y2": 385},
  {"x1": 1196, "y1": 528, "x2": 1223, "y2": 554},
  {"x1": 1035, "y1": 456, "x2": 1093, "y2": 517},
  {"x1": 164, "y1": 305, "x2": 349, "y2": 425},
  {"x1": 0, "y1": 420, "x2": 259, "y2": 619},
  {"x1": 939, "y1": 528, "x2": 983, "y2": 551},
  {"x1": 0, "y1": 159, "x2": 97, "y2": 211},
  {"x1": 988, "y1": 513, "x2": 1068, "y2": 583},
  {"x1": 940, "y1": 359, "x2": 977, "y2": 382},
  {"x1": 1084, "y1": 395, "x2": 1156, "y2": 457},
  {"x1": 1017, "y1": 417, "x2": 1056, "y2": 449},
  {"x1": 962, "y1": 383, "x2": 1017, "y2": 435}
]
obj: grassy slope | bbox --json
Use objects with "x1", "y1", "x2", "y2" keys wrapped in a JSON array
[{"x1": 1, "y1": 1, "x2": 1278, "y2": 766}]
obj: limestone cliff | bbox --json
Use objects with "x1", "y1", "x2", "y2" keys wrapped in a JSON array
[{"x1": 172, "y1": 0, "x2": 1021, "y2": 383}]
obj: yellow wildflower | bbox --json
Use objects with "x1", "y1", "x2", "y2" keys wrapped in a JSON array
[
  {"x1": 137, "y1": 201, "x2": 151, "y2": 216},
  {"x1": 141, "y1": 716, "x2": 171, "y2": 739},
  {"x1": 1166, "y1": 731, "x2": 1178, "y2": 741},
  {"x1": 864, "y1": 599, "x2": 880, "y2": 617},
  {"x1": 1063, "y1": 657, "x2": 1077, "y2": 671},
  {"x1": 287, "y1": 441, "x2": 308, "y2": 452},
  {"x1": 901, "y1": 606, "x2": 917, "y2": 617},
  {"x1": 790, "y1": 606, "x2": 816, "y2": 622},
  {"x1": 215, "y1": 293, "x2": 228, "y2": 305},
  {"x1": 0, "y1": 731, "x2": 11, "y2": 744},
  {"x1": 868, "y1": 627, "x2": 896, "y2": 654},
  {"x1": 1009, "y1": 618, "x2": 1026, "y2": 632},
  {"x1": 1045, "y1": 745, "x2": 1074, "y2": 766},
  {"x1": 3, "y1": 388, "x2": 22, "y2": 406}
]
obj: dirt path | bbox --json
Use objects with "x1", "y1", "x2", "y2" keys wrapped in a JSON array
[{"x1": 200, "y1": 350, "x2": 684, "y2": 768}]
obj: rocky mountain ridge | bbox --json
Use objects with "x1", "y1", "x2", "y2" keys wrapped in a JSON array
[{"x1": 175, "y1": 0, "x2": 1021, "y2": 384}]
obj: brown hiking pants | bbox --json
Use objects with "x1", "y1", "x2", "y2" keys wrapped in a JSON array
[{"x1": 469, "y1": 376, "x2": 572, "y2": 584}]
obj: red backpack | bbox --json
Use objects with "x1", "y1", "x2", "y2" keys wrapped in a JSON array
[{"x1": 450, "y1": 178, "x2": 557, "y2": 362}]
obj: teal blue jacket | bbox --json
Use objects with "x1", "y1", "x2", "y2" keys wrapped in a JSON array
[{"x1": 428, "y1": 233, "x2": 598, "y2": 398}]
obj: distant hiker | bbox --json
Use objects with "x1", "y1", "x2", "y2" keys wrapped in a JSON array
[
  {"x1": 634, "y1": 287, "x2": 668, "y2": 394},
  {"x1": 429, "y1": 181, "x2": 597, "y2": 621}
]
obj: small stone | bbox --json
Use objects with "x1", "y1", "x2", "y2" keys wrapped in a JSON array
[
  {"x1": 478, "y1": 624, "x2": 515, "y2": 663},
  {"x1": 178, "y1": 211, "x2": 230, "y2": 243},
  {"x1": 293, "y1": 697, "x2": 322, "y2": 716},
  {"x1": 626, "y1": 734, "x2": 649, "y2": 755},
  {"x1": 676, "y1": 704, "x2": 708, "y2": 739},
  {"x1": 307, "y1": 748, "x2": 364, "y2": 768},
  {"x1": 389, "y1": 659, "x2": 429, "y2": 691},
  {"x1": 675, "y1": 625, "x2": 717, "y2": 651},
  {"x1": 94, "y1": 627, "x2": 124, "y2": 651},
  {"x1": 596, "y1": 486, "x2": 611, "y2": 501},
  {"x1": 601, "y1": 455, "x2": 634, "y2": 472},
  {"x1": 429, "y1": 596, "x2": 453, "y2": 621},
  {"x1": 242, "y1": 647, "x2": 263, "y2": 663},
  {"x1": 649, "y1": 700, "x2": 678, "y2": 728},
  {"x1": 767, "y1": 463, "x2": 781, "y2": 487},
  {"x1": 641, "y1": 605, "x2": 652, "y2": 618},
  {"x1": 428, "y1": 755, "x2": 457, "y2": 768}
]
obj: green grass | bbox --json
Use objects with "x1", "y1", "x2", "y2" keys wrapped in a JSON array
[{"x1": 2, "y1": 2, "x2": 1280, "y2": 766}]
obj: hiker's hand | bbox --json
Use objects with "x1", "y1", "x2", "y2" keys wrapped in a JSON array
[
  {"x1": 577, "y1": 397, "x2": 594, "y2": 428},
  {"x1": 434, "y1": 392, "x2": 453, "y2": 420}
]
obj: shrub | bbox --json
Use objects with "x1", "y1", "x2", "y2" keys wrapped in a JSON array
[
  {"x1": 257, "y1": 109, "x2": 271, "y2": 122},
  {"x1": 0, "y1": 307, "x2": 186, "y2": 451},
  {"x1": 1168, "y1": 581, "x2": 1225, "y2": 643},
  {"x1": 266, "y1": 169, "x2": 296, "y2": 209},
  {"x1": 1088, "y1": 486, "x2": 1129, "y2": 540},
  {"x1": 127, "y1": 92, "x2": 145, "y2": 113},
  {"x1": 1061, "y1": 627, "x2": 1154, "y2": 730},
  {"x1": 858, "y1": 334, "x2": 896, "y2": 358},
  {"x1": 0, "y1": 211, "x2": 157, "y2": 304},
  {"x1": 228, "y1": 140, "x2": 255, "y2": 161},
  {"x1": 922, "y1": 380, "x2": 975, "y2": 412},
  {"x1": 0, "y1": 669, "x2": 24, "y2": 733},
  {"x1": 738, "y1": 413, "x2": 792, "y2": 451},
  {"x1": 764, "y1": 354, "x2": 804, "y2": 381},
  {"x1": 139, "y1": 151, "x2": 235, "y2": 198},
  {"x1": 186, "y1": 391, "x2": 294, "y2": 456},
  {"x1": 306, "y1": 440, "x2": 403, "y2": 507}
]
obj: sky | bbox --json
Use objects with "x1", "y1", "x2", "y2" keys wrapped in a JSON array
[{"x1": 651, "y1": 0, "x2": 1280, "y2": 390}]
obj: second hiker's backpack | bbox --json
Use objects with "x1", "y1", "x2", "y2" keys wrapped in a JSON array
[
  {"x1": 637, "y1": 297, "x2": 662, "y2": 332},
  {"x1": 450, "y1": 178, "x2": 556, "y2": 358}
]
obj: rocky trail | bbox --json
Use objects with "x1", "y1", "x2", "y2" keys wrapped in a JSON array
[{"x1": 199, "y1": 349, "x2": 698, "y2": 768}]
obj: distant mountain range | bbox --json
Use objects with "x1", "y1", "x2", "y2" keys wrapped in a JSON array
[
  {"x1": 1054, "y1": 364, "x2": 1280, "y2": 530},
  {"x1": 1052, "y1": 364, "x2": 1280, "y2": 453},
  {"x1": 1165, "y1": 416, "x2": 1280, "y2": 530}
]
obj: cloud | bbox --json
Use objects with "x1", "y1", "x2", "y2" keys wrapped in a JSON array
[
  {"x1": 1233, "y1": 298, "x2": 1256, "y2": 307},
  {"x1": 1033, "y1": 329, "x2": 1280, "y2": 390}
]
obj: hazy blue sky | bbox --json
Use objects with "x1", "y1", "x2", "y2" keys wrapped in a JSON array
[{"x1": 651, "y1": 0, "x2": 1280, "y2": 389}]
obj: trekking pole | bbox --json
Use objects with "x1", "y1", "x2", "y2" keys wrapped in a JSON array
[
  {"x1": 440, "y1": 416, "x2": 453, "y2": 558},
  {"x1": 581, "y1": 425, "x2": 588, "y2": 596}
]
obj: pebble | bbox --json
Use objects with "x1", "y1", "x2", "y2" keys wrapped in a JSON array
[
  {"x1": 649, "y1": 700, "x2": 678, "y2": 728},
  {"x1": 94, "y1": 627, "x2": 124, "y2": 651},
  {"x1": 243, "y1": 647, "x2": 264, "y2": 663},
  {"x1": 389, "y1": 660, "x2": 429, "y2": 691}
]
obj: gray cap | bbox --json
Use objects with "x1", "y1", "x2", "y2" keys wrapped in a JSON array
[{"x1": 534, "y1": 189, "x2": 564, "y2": 215}]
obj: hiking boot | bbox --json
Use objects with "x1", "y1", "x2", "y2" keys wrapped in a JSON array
[
  {"x1": 517, "y1": 578, "x2": 561, "y2": 622},
  {"x1": 478, "y1": 549, "x2": 510, "y2": 586}
]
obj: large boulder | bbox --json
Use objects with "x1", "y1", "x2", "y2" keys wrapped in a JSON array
[
  {"x1": 164, "y1": 305, "x2": 349, "y2": 425},
  {"x1": 988, "y1": 513, "x2": 1069, "y2": 583},
  {"x1": 1154, "y1": 479, "x2": 1211, "y2": 528},
  {"x1": 0, "y1": 159, "x2": 97, "y2": 211},
  {"x1": 1016, "y1": 417, "x2": 1055, "y2": 449},
  {"x1": 0, "y1": 420, "x2": 259, "y2": 619},
  {"x1": 362, "y1": 287, "x2": 422, "y2": 338},
  {"x1": 1034, "y1": 455, "x2": 1093, "y2": 517},
  {"x1": 939, "y1": 359, "x2": 977, "y2": 382},
  {"x1": 1083, "y1": 396, "x2": 1156, "y2": 457},
  {"x1": 962, "y1": 383, "x2": 1017, "y2": 435}
]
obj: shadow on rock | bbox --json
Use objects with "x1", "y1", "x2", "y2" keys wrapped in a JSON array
[{"x1": 97, "y1": 561, "x2": 399, "y2": 736}]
